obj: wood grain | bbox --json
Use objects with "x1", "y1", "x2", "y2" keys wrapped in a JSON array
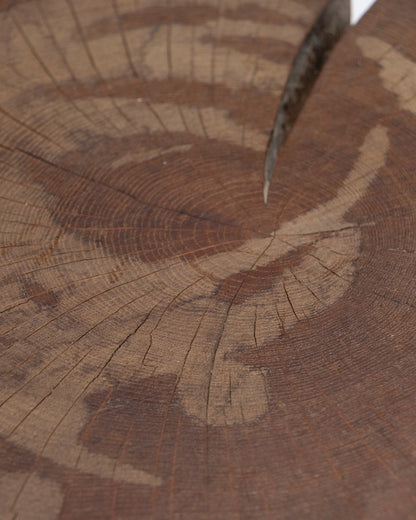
[{"x1": 0, "y1": 0, "x2": 415, "y2": 518}]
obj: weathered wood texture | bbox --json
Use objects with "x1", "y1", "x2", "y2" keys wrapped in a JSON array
[{"x1": 0, "y1": 0, "x2": 415, "y2": 518}]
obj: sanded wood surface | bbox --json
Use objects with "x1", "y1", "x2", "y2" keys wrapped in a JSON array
[{"x1": 0, "y1": 0, "x2": 415, "y2": 518}]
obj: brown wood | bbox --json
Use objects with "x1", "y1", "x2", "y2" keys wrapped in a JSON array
[{"x1": 0, "y1": 0, "x2": 415, "y2": 518}]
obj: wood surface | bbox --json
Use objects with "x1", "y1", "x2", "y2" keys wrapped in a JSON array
[{"x1": 0, "y1": 0, "x2": 415, "y2": 518}]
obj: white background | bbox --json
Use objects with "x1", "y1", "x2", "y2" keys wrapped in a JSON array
[{"x1": 350, "y1": 0, "x2": 378, "y2": 24}]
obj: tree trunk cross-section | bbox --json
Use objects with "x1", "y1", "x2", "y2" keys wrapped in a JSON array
[{"x1": 0, "y1": 0, "x2": 415, "y2": 519}]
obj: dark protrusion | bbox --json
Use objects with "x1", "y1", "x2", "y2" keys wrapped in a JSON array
[{"x1": 264, "y1": 0, "x2": 350, "y2": 203}]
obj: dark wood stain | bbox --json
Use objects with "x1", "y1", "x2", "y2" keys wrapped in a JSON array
[
  {"x1": 216, "y1": 243, "x2": 314, "y2": 304},
  {"x1": 24, "y1": 280, "x2": 58, "y2": 307},
  {"x1": 19, "y1": 136, "x2": 263, "y2": 262}
]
